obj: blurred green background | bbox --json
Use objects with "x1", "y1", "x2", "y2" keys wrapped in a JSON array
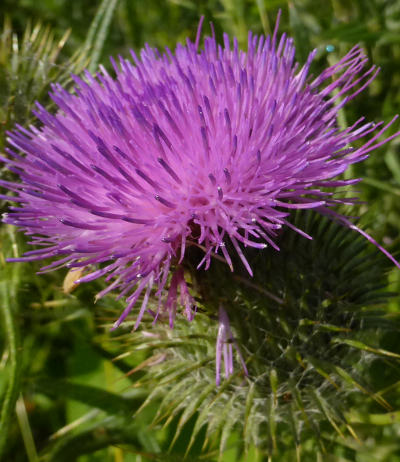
[{"x1": 0, "y1": 0, "x2": 400, "y2": 461}]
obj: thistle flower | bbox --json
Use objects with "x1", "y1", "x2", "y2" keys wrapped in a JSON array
[{"x1": 1, "y1": 14, "x2": 399, "y2": 333}]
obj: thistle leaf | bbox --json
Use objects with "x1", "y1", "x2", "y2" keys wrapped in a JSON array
[{"x1": 0, "y1": 19, "x2": 87, "y2": 151}]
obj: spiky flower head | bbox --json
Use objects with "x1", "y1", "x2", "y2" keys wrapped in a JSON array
[{"x1": 1, "y1": 14, "x2": 399, "y2": 332}]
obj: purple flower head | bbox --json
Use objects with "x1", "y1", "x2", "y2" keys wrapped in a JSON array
[{"x1": 1, "y1": 14, "x2": 399, "y2": 331}]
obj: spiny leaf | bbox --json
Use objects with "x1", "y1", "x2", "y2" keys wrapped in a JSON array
[
  {"x1": 332, "y1": 365, "x2": 391, "y2": 411},
  {"x1": 218, "y1": 395, "x2": 240, "y2": 459},
  {"x1": 169, "y1": 382, "x2": 215, "y2": 449},
  {"x1": 0, "y1": 19, "x2": 86, "y2": 151},
  {"x1": 332, "y1": 338, "x2": 400, "y2": 360},
  {"x1": 156, "y1": 377, "x2": 198, "y2": 427},
  {"x1": 243, "y1": 381, "x2": 256, "y2": 448},
  {"x1": 311, "y1": 390, "x2": 345, "y2": 438}
]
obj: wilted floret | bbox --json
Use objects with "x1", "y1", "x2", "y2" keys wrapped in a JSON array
[
  {"x1": 216, "y1": 306, "x2": 248, "y2": 385},
  {"x1": 1, "y1": 15, "x2": 399, "y2": 333}
]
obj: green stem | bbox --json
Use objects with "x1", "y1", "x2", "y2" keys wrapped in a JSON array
[
  {"x1": 16, "y1": 395, "x2": 38, "y2": 462},
  {"x1": 0, "y1": 282, "x2": 21, "y2": 459}
]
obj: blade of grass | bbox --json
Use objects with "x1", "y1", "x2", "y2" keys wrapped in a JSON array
[
  {"x1": 0, "y1": 282, "x2": 21, "y2": 459},
  {"x1": 255, "y1": 0, "x2": 271, "y2": 35},
  {"x1": 83, "y1": 0, "x2": 112, "y2": 53},
  {"x1": 15, "y1": 395, "x2": 38, "y2": 462},
  {"x1": 362, "y1": 177, "x2": 400, "y2": 196},
  {"x1": 88, "y1": 0, "x2": 120, "y2": 73}
]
